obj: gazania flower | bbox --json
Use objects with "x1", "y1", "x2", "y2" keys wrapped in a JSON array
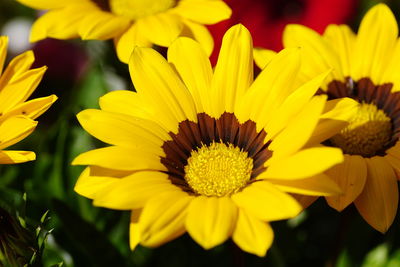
[
  {"x1": 208, "y1": 0, "x2": 357, "y2": 64},
  {"x1": 16, "y1": 0, "x2": 231, "y2": 63},
  {"x1": 72, "y1": 24, "x2": 356, "y2": 256},
  {"x1": 0, "y1": 36, "x2": 56, "y2": 164},
  {"x1": 255, "y1": 4, "x2": 400, "y2": 233}
]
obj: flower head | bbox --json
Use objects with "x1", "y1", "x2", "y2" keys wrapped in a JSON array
[
  {"x1": 0, "y1": 36, "x2": 56, "y2": 164},
  {"x1": 255, "y1": 4, "x2": 400, "y2": 233},
  {"x1": 17, "y1": 0, "x2": 231, "y2": 63},
  {"x1": 72, "y1": 24, "x2": 354, "y2": 256}
]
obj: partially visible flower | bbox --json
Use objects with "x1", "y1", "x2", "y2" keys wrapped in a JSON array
[
  {"x1": 255, "y1": 4, "x2": 400, "y2": 233},
  {"x1": 16, "y1": 0, "x2": 231, "y2": 63},
  {"x1": 72, "y1": 24, "x2": 356, "y2": 256},
  {"x1": 0, "y1": 36, "x2": 56, "y2": 164},
  {"x1": 208, "y1": 0, "x2": 357, "y2": 64}
]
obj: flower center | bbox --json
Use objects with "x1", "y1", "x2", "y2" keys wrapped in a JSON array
[
  {"x1": 184, "y1": 142, "x2": 253, "y2": 197},
  {"x1": 329, "y1": 103, "x2": 392, "y2": 157},
  {"x1": 109, "y1": 0, "x2": 176, "y2": 20}
]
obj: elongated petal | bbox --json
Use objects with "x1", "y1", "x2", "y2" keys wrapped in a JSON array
[
  {"x1": 0, "y1": 36, "x2": 8, "y2": 75},
  {"x1": 93, "y1": 171, "x2": 178, "y2": 210},
  {"x1": 325, "y1": 155, "x2": 367, "y2": 211},
  {"x1": 354, "y1": 157, "x2": 398, "y2": 233},
  {"x1": 129, "y1": 47, "x2": 197, "y2": 132},
  {"x1": 114, "y1": 24, "x2": 151, "y2": 64},
  {"x1": 253, "y1": 48, "x2": 276, "y2": 70},
  {"x1": 30, "y1": 5, "x2": 93, "y2": 42},
  {"x1": 74, "y1": 167, "x2": 119, "y2": 199},
  {"x1": 0, "y1": 150, "x2": 35, "y2": 164},
  {"x1": 79, "y1": 11, "x2": 130, "y2": 40},
  {"x1": 263, "y1": 147, "x2": 343, "y2": 180},
  {"x1": 268, "y1": 95, "x2": 326, "y2": 157},
  {"x1": 186, "y1": 196, "x2": 237, "y2": 249},
  {"x1": 138, "y1": 191, "x2": 193, "y2": 247},
  {"x1": 235, "y1": 48, "x2": 300, "y2": 128},
  {"x1": 0, "y1": 116, "x2": 37, "y2": 150},
  {"x1": 306, "y1": 98, "x2": 359, "y2": 146},
  {"x1": 135, "y1": 13, "x2": 183, "y2": 47},
  {"x1": 172, "y1": 0, "x2": 231, "y2": 24},
  {"x1": 168, "y1": 37, "x2": 212, "y2": 113},
  {"x1": 181, "y1": 20, "x2": 213, "y2": 56},
  {"x1": 0, "y1": 67, "x2": 47, "y2": 113},
  {"x1": 386, "y1": 143, "x2": 400, "y2": 177},
  {"x1": 353, "y1": 4, "x2": 398, "y2": 83},
  {"x1": 129, "y1": 209, "x2": 142, "y2": 250},
  {"x1": 232, "y1": 210, "x2": 273, "y2": 257},
  {"x1": 232, "y1": 180, "x2": 301, "y2": 221},
  {"x1": 76, "y1": 109, "x2": 168, "y2": 147},
  {"x1": 15, "y1": 0, "x2": 79, "y2": 9},
  {"x1": 271, "y1": 173, "x2": 342, "y2": 196},
  {"x1": 211, "y1": 24, "x2": 253, "y2": 117},
  {"x1": 283, "y1": 24, "x2": 341, "y2": 81},
  {"x1": 1, "y1": 95, "x2": 57, "y2": 121},
  {"x1": 72, "y1": 146, "x2": 165, "y2": 171},
  {"x1": 0, "y1": 50, "x2": 35, "y2": 89}
]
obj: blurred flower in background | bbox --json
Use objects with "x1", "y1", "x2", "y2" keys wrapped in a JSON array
[{"x1": 208, "y1": 0, "x2": 358, "y2": 63}]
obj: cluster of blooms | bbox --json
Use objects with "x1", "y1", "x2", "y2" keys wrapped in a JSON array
[{"x1": 5, "y1": 0, "x2": 400, "y2": 258}]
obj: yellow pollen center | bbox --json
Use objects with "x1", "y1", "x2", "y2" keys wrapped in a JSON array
[
  {"x1": 330, "y1": 103, "x2": 392, "y2": 157},
  {"x1": 109, "y1": 0, "x2": 176, "y2": 19},
  {"x1": 184, "y1": 142, "x2": 253, "y2": 197}
]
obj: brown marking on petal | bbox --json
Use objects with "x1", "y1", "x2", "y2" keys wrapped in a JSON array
[
  {"x1": 91, "y1": 0, "x2": 110, "y2": 11},
  {"x1": 161, "y1": 112, "x2": 272, "y2": 191}
]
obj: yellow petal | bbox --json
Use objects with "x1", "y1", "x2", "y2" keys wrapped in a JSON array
[
  {"x1": 0, "y1": 150, "x2": 35, "y2": 164},
  {"x1": 268, "y1": 93, "x2": 326, "y2": 158},
  {"x1": 263, "y1": 147, "x2": 343, "y2": 180},
  {"x1": 1, "y1": 95, "x2": 57, "y2": 121},
  {"x1": 354, "y1": 156, "x2": 398, "y2": 233},
  {"x1": 15, "y1": 0, "x2": 79, "y2": 9},
  {"x1": 0, "y1": 50, "x2": 35, "y2": 89},
  {"x1": 180, "y1": 19, "x2": 213, "y2": 56},
  {"x1": 323, "y1": 24, "x2": 355, "y2": 79},
  {"x1": 232, "y1": 210, "x2": 274, "y2": 257},
  {"x1": 138, "y1": 191, "x2": 193, "y2": 247},
  {"x1": 0, "y1": 116, "x2": 37, "y2": 150},
  {"x1": 283, "y1": 24, "x2": 341, "y2": 82},
  {"x1": 271, "y1": 173, "x2": 342, "y2": 196},
  {"x1": 74, "y1": 167, "x2": 119, "y2": 199},
  {"x1": 232, "y1": 180, "x2": 301, "y2": 221},
  {"x1": 129, "y1": 47, "x2": 197, "y2": 131},
  {"x1": 114, "y1": 24, "x2": 152, "y2": 64},
  {"x1": 352, "y1": 4, "x2": 398, "y2": 83},
  {"x1": 253, "y1": 48, "x2": 276, "y2": 70},
  {"x1": 93, "y1": 171, "x2": 178, "y2": 210},
  {"x1": 235, "y1": 48, "x2": 300, "y2": 128},
  {"x1": 135, "y1": 13, "x2": 183, "y2": 47},
  {"x1": 0, "y1": 36, "x2": 8, "y2": 75},
  {"x1": 325, "y1": 155, "x2": 367, "y2": 211},
  {"x1": 211, "y1": 24, "x2": 253, "y2": 117},
  {"x1": 76, "y1": 109, "x2": 168, "y2": 148},
  {"x1": 306, "y1": 97, "x2": 359, "y2": 146},
  {"x1": 186, "y1": 196, "x2": 237, "y2": 249},
  {"x1": 79, "y1": 11, "x2": 131, "y2": 40},
  {"x1": 172, "y1": 0, "x2": 231, "y2": 24},
  {"x1": 30, "y1": 5, "x2": 93, "y2": 42},
  {"x1": 0, "y1": 66, "x2": 47, "y2": 113},
  {"x1": 99, "y1": 90, "x2": 151, "y2": 119},
  {"x1": 72, "y1": 146, "x2": 165, "y2": 171},
  {"x1": 386, "y1": 143, "x2": 400, "y2": 177},
  {"x1": 129, "y1": 209, "x2": 142, "y2": 250},
  {"x1": 291, "y1": 194, "x2": 318, "y2": 209},
  {"x1": 168, "y1": 37, "x2": 212, "y2": 113}
]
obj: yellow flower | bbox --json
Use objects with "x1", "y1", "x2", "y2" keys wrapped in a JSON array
[
  {"x1": 255, "y1": 4, "x2": 400, "y2": 233},
  {"x1": 16, "y1": 0, "x2": 231, "y2": 63},
  {"x1": 0, "y1": 36, "x2": 56, "y2": 164},
  {"x1": 72, "y1": 24, "x2": 354, "y2": 256}
]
